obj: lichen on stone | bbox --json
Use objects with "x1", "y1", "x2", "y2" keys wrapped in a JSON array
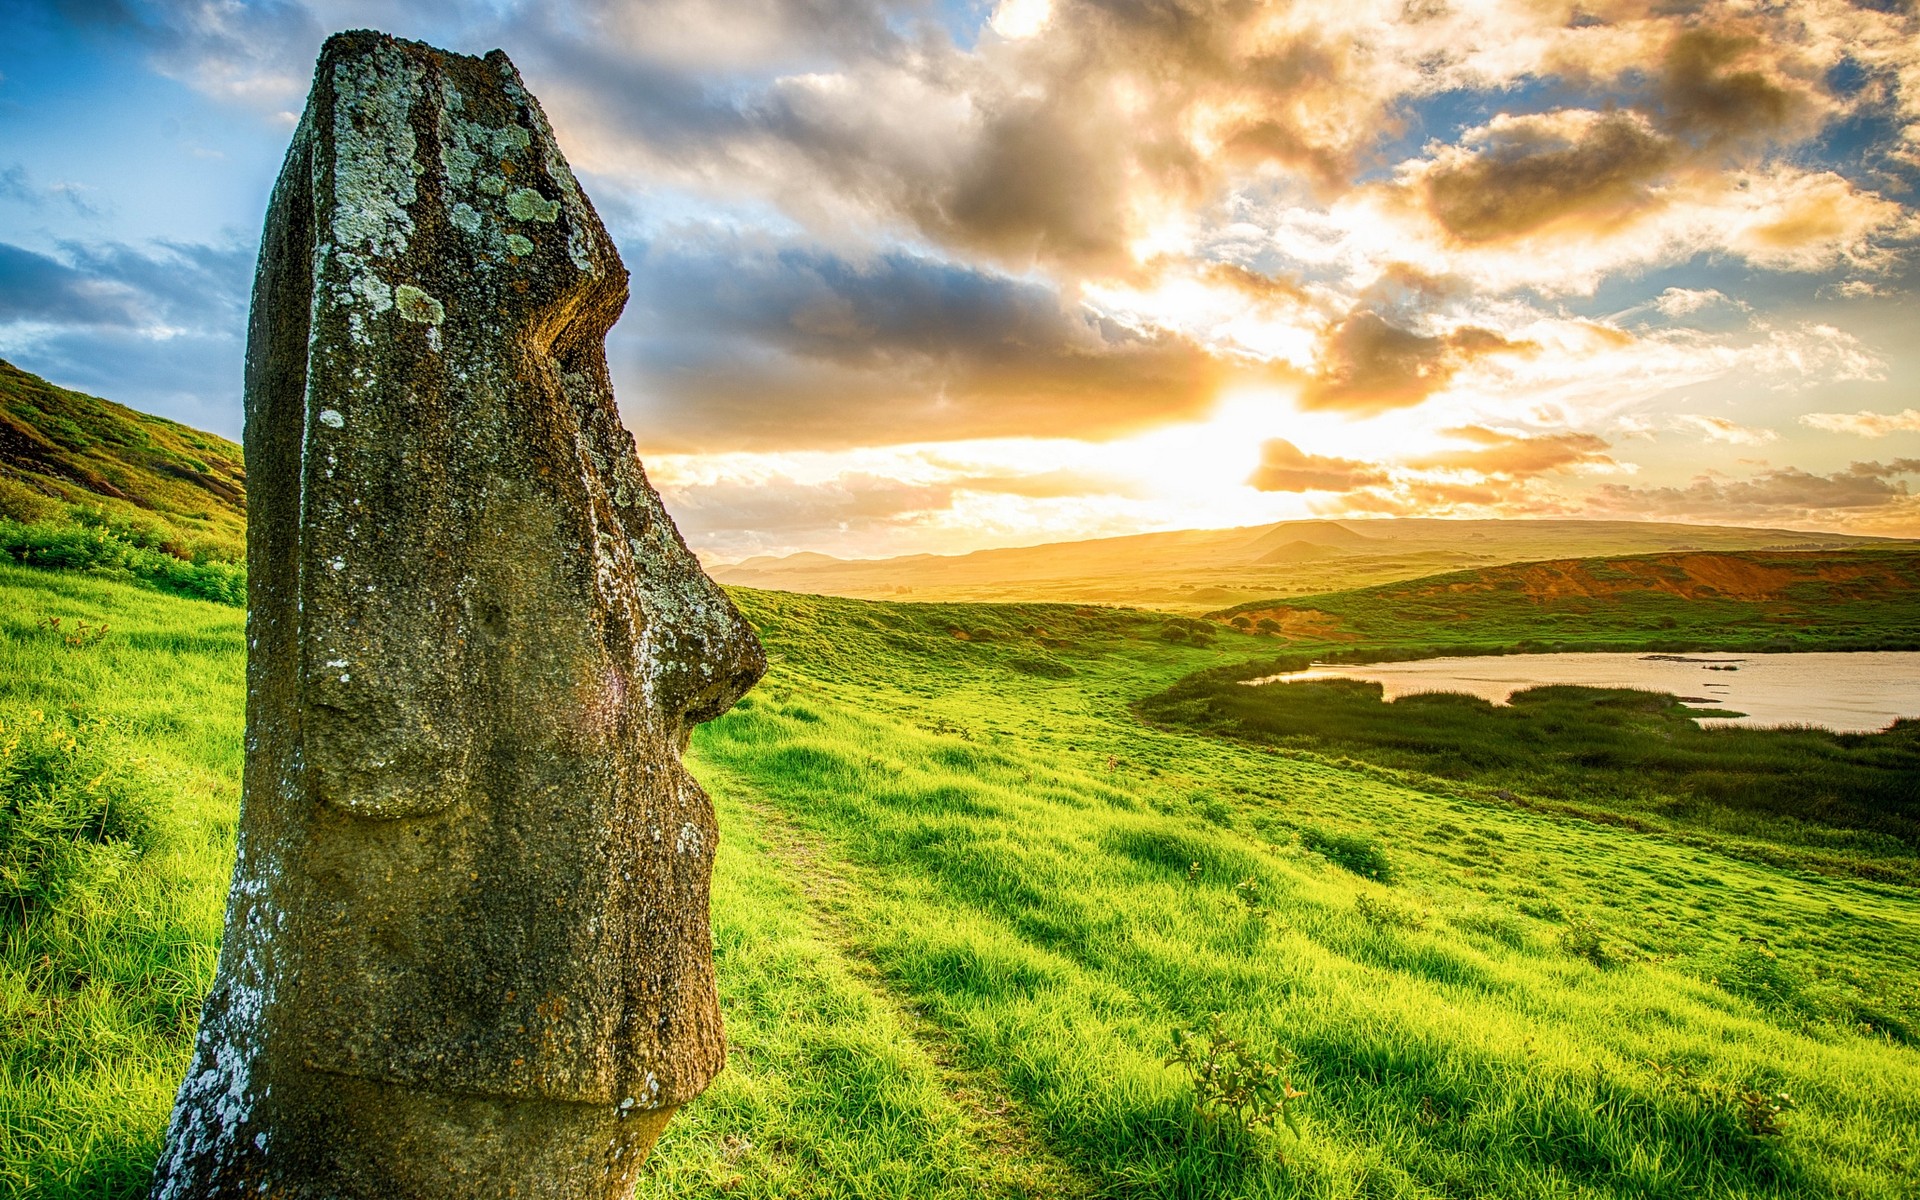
[
  {"x1": 329, "y1": 44, "x2": 422, "y2": 258},
  {"x1": 394, "y1": 284, "x2": 445, "y2": 324},
  {"x1": 507, "y1": 187, "x2": 561, "y2": 223}
]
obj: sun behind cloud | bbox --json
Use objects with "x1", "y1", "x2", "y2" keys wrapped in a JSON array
[{"x1": 2, "y1": 0, "x2": 1917, "y2": 552}]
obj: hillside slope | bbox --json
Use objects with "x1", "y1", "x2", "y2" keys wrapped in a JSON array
[
  {"x1": 7, "y1": 562, "x2": 1919, "y2": 1199},
  {"x1": 1215, "y1": 548, "x2": 1920, "y2": 653},
  {"x1": 711, "y1": 517, "x2": 1899, "y2": 612},
  {"x1": 0, "y1": 360, "x2": 245, "y2": 559}
]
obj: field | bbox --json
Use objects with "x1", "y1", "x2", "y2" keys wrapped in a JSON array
[{"x1": 5, "y1": 560, "x2": 1919, "y2": 1199}]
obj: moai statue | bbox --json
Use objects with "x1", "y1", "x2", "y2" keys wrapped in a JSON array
[{"x1": 150, "y1": 31, "x2": 765, "y2": 1200}]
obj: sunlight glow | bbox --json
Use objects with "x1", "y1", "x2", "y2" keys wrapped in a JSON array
[{"x1": 990, "y1": 0, "x2": 1053, "y2": 40}]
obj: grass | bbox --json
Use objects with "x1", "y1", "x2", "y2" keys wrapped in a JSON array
[
  {"x1": 0, "y1": 564, "x2": 240, "y2": 1195},
  {"x1": 3, "y1": 565, "x2": 1918, "y2": 1198},
  {"x1": 1136, "y1": 677, "x2": 1920, "y2": 885}
]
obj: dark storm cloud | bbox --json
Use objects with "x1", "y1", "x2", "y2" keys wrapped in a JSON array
[
  {"x1": 1245, "y1": 439, "x2": 1387, "y2": 493},
  {"x1": 613, "y1": 233, "x2": 1257, "y2": 450}
]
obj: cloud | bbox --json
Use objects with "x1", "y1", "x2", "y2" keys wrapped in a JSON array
[
  {"x1": 1420, "y1": 111, "x2": 1678, "y2": 246},
  {"x1": 950, "y1": 468, "x2": 1145, "y2": 499},
  {"x1": 663, "y1": 469, "x2": 956, "y2": 541},
  {"x1": 0, "y1": 238, "x2": 249, "y2": 333},
  {"x1": 0, "y1": 237, "x2": 251, "y2": 433},
  {"x1": 1651, "y1": 24, "x2": 1830, "y2": 150},
  {"x1": 1409, "y1": 425, "x2": 1616, "y2": 477},
  {"x1": 1245, "y1": 439, "x2": 1387, "y2": 492},
  {"x1": 0, "y1": 163, "x2": 109, "y2": 220},
  {"x1": 1801, "y1": 408, "x2": 1920, "y2": 437},
  {"x1": 1653, "y1": 287, "x2": 1735, "y2": 317},
  {"x1": 1587, "y1": 460, "x2": 1920, "y2": 526},
  {"x1": 1672, "y1": 415, "x2": 1779, "y2": 446},
  {"x1": 13, "y1": 0, "x2": 1920, "y2": 548},
  {"x1": 1297, "y1": 310, "x2": 1531, "y2": 414},
  {"x1": 53, "y1": 0, "x2": 323, "y2": 108},
  {"x1": 615, "y1": 232, "x2": 1263, "y2": 450}
]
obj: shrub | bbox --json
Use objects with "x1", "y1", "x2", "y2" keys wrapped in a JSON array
[
  {"x1": 1166, "y1": 1013, "x2": 1305, "y2": 1136},
  {"x1": 1354, "y1": 892, "x2": 1426, "y2": 930},
  {"x1": 0, "y1": 519, "x2": 244, "y2": 605},
  {"x1": 0, "y1": 706, "x2": 159, "y2": 915},
  {"x1": 1008, "y1": 655, "x2": 1075, "y2": 678},
  {"x1": 1559, "y1": 917, "x2": 1615, "y2": 968},
  {"x1": 1713, "y1": 939, "x2": 1803, "y2": 1011},
  {"x1": 1301, "y1": 827, "x2": 1394, "y2": 882}
]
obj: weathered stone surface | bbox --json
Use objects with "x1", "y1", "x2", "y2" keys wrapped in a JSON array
[{"x1": 150, "y1": 31, "x2": 765, "y2": 1199}]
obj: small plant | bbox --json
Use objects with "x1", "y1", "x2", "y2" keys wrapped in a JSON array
[
  {"x1": 0, "y1": 707, "x2": 157, "y2": 914},
  {"x1": 1233, "y1": 876, "x2": 1268, "y2": 919},
  {"x1": 1736, "y1": 1088, "x2": 1795, "y2": 1137},
  {"x1": 1300, "y1": 827, "x2": 1393, "y2": 882},
  {"x1": 1186, "y1": 860, "x2": 1203, "y2": 883},
  {"x1": 1647, "y1": 1061, "x2": 1796, "y2": 1139},
  {"x1": 1559, "y1": 917, "x2": 1614, "y2": 967},
  {"x1": 1167, "y1": 1013, "x2": 1305, "y2": 1136},
  {"x1": 37, "y1": 616, "x2": 109, "y2": 647},
  {"x1": 1355, "y1": 893, "x2": 1426, "y2": 930}
]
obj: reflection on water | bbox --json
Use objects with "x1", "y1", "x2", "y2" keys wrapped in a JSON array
[{"x1": 1247, "y1": 651, "x2": 1920, "y2": 734}]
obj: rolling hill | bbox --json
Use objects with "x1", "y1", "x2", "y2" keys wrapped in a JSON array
[
  {"x1": 0, "y1": 359, "x2": 245, "y2": 560},
  {"x1": 5, "y1": 359, "x2": 1904, "y2": 616},
  {"x1": 710, "y1": 517, "x2": 1901, "y2": 612},
  {"x1": 5, "y1": 363, "x2": 1919, "y2": 1199},
  {"x1": 1212, "y1": 548, "x2": 1920, "y2": 654}
]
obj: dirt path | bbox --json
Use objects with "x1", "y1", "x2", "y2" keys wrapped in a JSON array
[{"x1": 728, "y1": 791, "x2": 1096, "y2": 1199}]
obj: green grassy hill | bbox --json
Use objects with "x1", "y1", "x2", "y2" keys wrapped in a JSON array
[
  {"x1": 6, "y1": 563, "x2": 1918, "y2": 1199},
  {"x1": 1212, "y1": 548, "x2": 1920, "y2": 655},
  {"x1": 0, "y1": 362, "x2": 247, "y2": 605},
  {"x1": 0, "y1": 360, "x2": 245, "y2": 560}
]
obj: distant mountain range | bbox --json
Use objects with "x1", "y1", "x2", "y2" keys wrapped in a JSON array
[
  {"x1": 1, "y1": 356, "x2": 1903, "y2": 611},
  {"x1": 711, "y1": 517, "x2": 1904, "y2": 612}
]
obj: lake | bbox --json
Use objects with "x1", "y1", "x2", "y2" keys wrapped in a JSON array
[{"x1": 1247, "y1": 651, "x2": 1920, "y2": 734}]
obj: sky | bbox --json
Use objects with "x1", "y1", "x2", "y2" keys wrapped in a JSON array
[{"x1": 2, "y1": 0, "x2": 1918, "y2": 561}]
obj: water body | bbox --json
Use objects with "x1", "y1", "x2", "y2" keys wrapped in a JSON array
[{"x1": 1248, "y1": 651, "x2": 1920, "y2": 734}]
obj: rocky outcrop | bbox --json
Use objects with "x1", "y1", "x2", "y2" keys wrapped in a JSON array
[{"x1": 149, "y1": 31, "x2": 765, "y2": 1199}]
